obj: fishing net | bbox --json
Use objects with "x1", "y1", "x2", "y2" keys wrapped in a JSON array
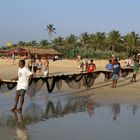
[
  {"x1": 101, "y1": 70, "x2": 113, "y2": 80},
  {"x1": 45, "y1": 77, "x2": 56, "y2": 93},
  {"x1": 0, "y1": 81, "x2": 17, "y2": 94},
  {"x1": 55, "y1": 79, "x2": 62, "y2": 90},
  {"x1": 65, "y1": 75, "x2": 83, "y2": 89},
  {"x1": 27, "y1": 78, "x2": 45, "y2": 97},
  {"x1": 83, "y1": 73, "x2": 95, "y2": 88},
  {"x1": 0, "y1": 68, "x2": 134, "y2": 96},
  {"x1": 121, "y1": 68, "x2": 133, "y2": 78},
  {"x1": 94, "y1": 71, "x2": 101, "y2": 79}
]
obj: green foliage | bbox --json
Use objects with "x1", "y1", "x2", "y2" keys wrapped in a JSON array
[
  {"x1": 73, "y1": 48, "x2": 127, "y2": 59},
  {"x1": 107, "y1": 30, "x2": 121, "y2": 51},
  {"x1": 65, "y1": 34, "x2": 77, "y2": 48},
  {"x1": 12, "y1": 30, "x2": 140, "y2": 59},
  {"x1": 90, "y1": 32, "x2": 106, "y2": 50},
  {"x1": 80, "y1": 32, "x2": 91, "y2": 48},
  {"x1": 39, "y1": 39, "x2": 49, "y2": 47},
  {"x1": 123, "y1": 32, "x2": 140, "y2": 55}
]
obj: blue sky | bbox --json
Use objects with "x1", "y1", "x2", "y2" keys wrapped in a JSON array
[{"x1": 0, "y1": 0, "x2": 140, "y2": 45}]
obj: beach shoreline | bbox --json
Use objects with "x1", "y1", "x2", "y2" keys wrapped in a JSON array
[{"x1": 0, "y1": 58, "x2": 139, "y2": 103}]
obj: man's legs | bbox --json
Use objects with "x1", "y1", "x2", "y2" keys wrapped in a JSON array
[
  {"x1": 133, "y1": 74, "x2": 136, "y2": 82},
  {"x1": 114, "y1": 80, "x2": 118, "y2": 88},
  {"x1": 11, "y1": 91, "x2": 19, "y2": 111},
  {"x1": 17, "y1": 96, "x2": 24, "y2": 112},
  {"x1": 130, "y1": 74, "x2": 136, "y2": 82},
  {"x1": 17, "y1": 89, "x2": 26, "y2": 112},
  {"x1": 111, "y1": 80, "x2": 115, "y2": 88}
]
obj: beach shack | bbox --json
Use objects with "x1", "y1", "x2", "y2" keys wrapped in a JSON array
[
  {"x1": 7, "y1": 47, "x2": 28, "y2": 59},
  {"x1": 27, "y1": 47, "x2": 61, "y2": 59},
  {"x1": 0, "y1": 48, "x2": 7, "y2": 57},
  {"x1": 7, "y1": 46, "x2": 61, "y2": 59}
]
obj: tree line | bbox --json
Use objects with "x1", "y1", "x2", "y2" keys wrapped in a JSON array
[{"x1": 4, "y1": 24, "x2": 140, "y2": 59}]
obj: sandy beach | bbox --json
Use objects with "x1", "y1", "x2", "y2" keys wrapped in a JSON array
[
  {"x1": 0, "y1": 58, "x2": 140, "y2": 103},
  {"x1": 0, "y1": 58, "x2": 126, "y2": 78}
]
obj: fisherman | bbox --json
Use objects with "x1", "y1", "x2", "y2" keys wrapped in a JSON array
[
  {"x1": 124, "y1": 56, "x2": 133, "y2": 67},
  {"x1": 78, "y1": 59, "x2": 88, "y2": 72},
  {"x1": 130, "y1": 59, "x2": 139, "y2": 82},
  {"x1": 44, "y1": 57, "x2": 49, "y2": 76},
  {"x1": 111, "y1": 59, "x2": 120, "y2": 88},
  {"x1": 11, "y1": 59, "x2": 33, "y2": 112},
  {"x1": 27, "y1": 58, "x2": 34, "y2": 72},
  {"x1": 12, "y1": 52, "x2": 15, "y2": 65},
  {"x1": 87, "y1": 59, "x2": 96, "y2": 73},
  {"x1": 36, "y1": 57, "x2": 43, "y2": 74},
  {"x1": 105, "y1": 59, "x2": 113, "y2": 81}
]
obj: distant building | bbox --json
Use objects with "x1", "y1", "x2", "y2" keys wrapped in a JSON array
[{"x1": 6, "y1": 46, "x2": 61, "y2": 59}]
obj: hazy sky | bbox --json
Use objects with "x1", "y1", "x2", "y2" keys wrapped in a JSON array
[{"x1": 0, "y1": 0, "x2": 140, "y2": 45}]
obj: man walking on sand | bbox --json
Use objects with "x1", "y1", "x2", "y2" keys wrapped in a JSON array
[
  {"x1": 11, "y1": 60, "x2": 33, "y2": 112},
  {"x1": 111, "y1": 59, "x2": 120, "y2": 88}
]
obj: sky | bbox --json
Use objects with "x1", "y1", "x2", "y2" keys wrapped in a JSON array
[{"x1": 0, "y1": 0, "x2": 140, "y2": 46}]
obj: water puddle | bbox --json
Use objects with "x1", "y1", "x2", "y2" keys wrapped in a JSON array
[{"x1": 0, "y1": 93, "x2": 140, "y2": 140}]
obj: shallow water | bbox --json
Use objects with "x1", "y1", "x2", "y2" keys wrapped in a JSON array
[{"x1": 0, "y1": 92, "x2": 140, "y2": 140}]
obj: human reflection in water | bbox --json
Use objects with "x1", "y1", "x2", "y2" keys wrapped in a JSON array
[
  {"x1": 55, "y1": 100, "x2": 63, "y2": 117},
  {"x1": 132, "y1": 105, "x2": 138, "y2": 116},
  {"x1": 24, "y1": 102, "x2": 44, "y2": 119},
  {"x1": 45, "y1": 101, "x2": 55, "y2": 119},
  {"x1": 62, "y1": 96, "x2": 92, "y2": 115},
  {"x1": 9, "y1": 112, "x2": 29, "y2": 140},
  {"x1": 111, "y1": 103, "x2": 120, "y2": 121},
  {"x1": 12, "y1": 112, "x2": 26, "y2": 129},
  {"x1": 87, "y1": 98, "x2": 95, "y2": 117},
  {"x1": 45, "y1": 96, "x2": 95, "y2": 119}
]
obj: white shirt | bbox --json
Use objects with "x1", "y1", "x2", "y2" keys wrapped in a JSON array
[
  {"x1": 17, "y1": 67, "x2": 33, "y2": 90},
  {"x1": 125, "y1": 58, "x2": 133, "y2": 66}
]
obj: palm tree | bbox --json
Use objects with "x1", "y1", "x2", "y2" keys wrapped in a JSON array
[
  {"x1": 90, "y1": 32, "x2": 106, "y2": 50},
  {"x1": 123, "y1": 32, "x2": 140, "y2": 55},
  {"x1": 39, "y1": 39, "x2": 49, "y2": 47},
  {"x1": 17, "y1": 41, "x2": 26, "y2": 46},
  {"x1": 45, "y1": 24, "x2": 56, "y2": 43},
  {"x1": 27, "y1": 40, "x2": 38, "y2": 46},
  {"x1": 65, "y1": 34, "x2": 77, "y2": 48},
  {"x1": 107, "y1": 30, "x2": 121, "y2": 51},
  {"x1": 64, "y1": 34, "x2": 78, "y2": 57},
  {"x1": 52, "y1": 36, "x2": 64, "y2": 51},
  {"x1": 80, "y1": 32, "x2": 91, "y2": 48}
]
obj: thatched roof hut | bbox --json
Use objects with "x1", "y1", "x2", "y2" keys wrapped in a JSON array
[
  {"x1": 7, "y1": 47, "x2": 28, "y2": 55},
  {"x1": 0, "y1": 48, "x2": 7, "y2": 56},
  {"x1": 7, "y1": 46, "x2": 61, "y2": 59},
  {"x1": 27, "y1": 48, "x2": 61, "y2": 55}
]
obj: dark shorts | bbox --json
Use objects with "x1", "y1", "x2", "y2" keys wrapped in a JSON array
[{"x1": 16, "y1": 89, "x2": 26, "y2": 96}]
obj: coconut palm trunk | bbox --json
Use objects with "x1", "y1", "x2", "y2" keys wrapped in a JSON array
[{"x1": 45, "y1": 24, "x2": 56, "y2": 44}]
